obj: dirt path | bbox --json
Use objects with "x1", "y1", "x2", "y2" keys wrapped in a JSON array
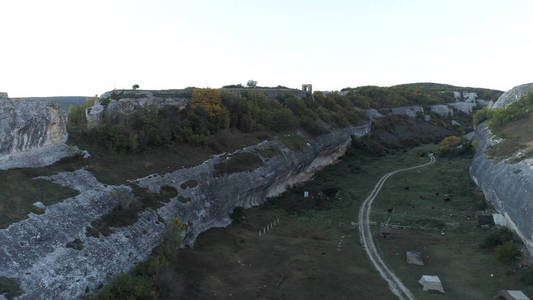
[{"x1": 358, "y1": 153, "x2": 435, "y2": 300}]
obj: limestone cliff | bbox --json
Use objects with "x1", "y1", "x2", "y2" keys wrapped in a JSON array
[
  {"x1": 0, "y1": 123, "x2": 370, "y2": 299},
  {"x1": 0, "y1": 94, "x2": 79, "y2": 170},
  {"x1": 471, "y1": 83, "x2": 533, "y2": 254},
  {"x1": 86, "y1": 90, "x2": 191, "y2": 126},
  {"x1": 471, "y1": 124, "x2": 533, "y2": 253},
  {"x1": 490, "y1": 83, "x2": 533, "y2": 109}
]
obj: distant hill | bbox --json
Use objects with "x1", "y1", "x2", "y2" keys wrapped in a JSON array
[
  {"x1": 340, "y1": 82, "x2": 502, "y2": 109},
  {"x1": 14, "y1": 96, "x2": 88, "y2": 112},
  {"x1": 392, "y1": 82, "x2": 503, "y2": 102}
]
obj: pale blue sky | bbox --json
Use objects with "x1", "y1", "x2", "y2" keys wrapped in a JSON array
[{"x1": 1, "y1": 0, "x2": 532, "y2": 96}]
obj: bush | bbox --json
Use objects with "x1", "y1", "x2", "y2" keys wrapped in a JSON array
[
  {"x1": 94, "y1": 273, "x2": 156, "y2": 300},
  {"x1": 439, "y1": 136, "x2": 461, "y2": 154},
  {"x1": 495, "y1": 241, "x2": 521, "y2": 264},
  {"x1": 480, "y1": 228, "x2": 515, "y2": 249},
  {"x1": 230, "y1": 207, "x2": 245, "y2": 224},
  {"x1": 0, "y1": 277, "x2": 23, "y2": 300}
]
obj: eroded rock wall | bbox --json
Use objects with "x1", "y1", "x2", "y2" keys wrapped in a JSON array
[
  {"x1": 490, "y1": 83, "x2": 533, "y2": 109},
  {"x1": 0, "y1": 123, "x2": 370, "y2": 299},
  {"x1": 470, "y1": 124, "x2": 533, "y2": 253},
  {"x1": 0, "y1": 96, "x2": 77, "y2": 170}
]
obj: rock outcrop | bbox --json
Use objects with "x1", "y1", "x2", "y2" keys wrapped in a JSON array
[
  {"x1": 471, "y1": 84, "x2": 533, "y2": 254},
  {"x1": 0, "y1": 123, "x2": 371, "y2": 299},
  {"x1": 86, "y1": 90, "x2": 191, "y2": 126},
  {"x1": 0, "y1": 94, "x2": 79, "y2": 170},
  {"x1": 470, "y1": 124, "x2": 533, "y2": 253},
  {"x1": 390, "y1": 106, "x2": 424, "y2": 118},
  {"x1": 430, "y1": 104, "x2": 454, "y2": 117},
  {"x1": 490, "y1": 83, "x2": 533, "y2": 109}
]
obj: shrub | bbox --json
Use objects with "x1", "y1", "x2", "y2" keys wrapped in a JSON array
[
  {"x1": 180, "y1": 180, "x2": 198, "y2": 189},
  {"x1": 94, "y1": 273, "x2": 156, "y2": 300},
  {"x1": 230, "y1": 207, "x2": 245, "y2": 224},
  {"x1": 0, "y1": 277, "x2": 23, "y2": 300},
  {"x1": 66, "y1": 239, "x2": 84, "y2": 250},
  {"x1": 480, "y1": 228, "x2": 515, "y2": 249},
  {"x1": 495, "y1": 241, "x2": 521, "y2": 264},
  {"x1": 439, "y1": 136, "x2": 462, "y2": 155}
]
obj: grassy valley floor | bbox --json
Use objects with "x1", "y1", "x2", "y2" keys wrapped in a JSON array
[
  {"x1": 170, "y1": 144, "x2": 533, "y2": 299},
  {"x1": 372, "y1": 149, "x2": 533, "y2": 299}
]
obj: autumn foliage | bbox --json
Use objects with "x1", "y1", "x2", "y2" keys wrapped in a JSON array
[
  {"x1": 439, "y1": 136, "x2": 462, "y2": 156},
  {"x1": 191, "y1": 88, "x2": 230, "y2": 129}
]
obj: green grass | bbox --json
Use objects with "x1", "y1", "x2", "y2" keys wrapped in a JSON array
[
  {"x1": 87, "y1": 185, "x2": 177, "y2": 237},
  {"x1": 0, "y1": 157, "x2": 82, "y2": 229},
  {"x1": 213, "y1": 152, "x2": 263, "y2": 177},
  {"x1": 256, "y1": 146, "x2": 282, "y2": 159},
  {"x1": 279, "y1": 134, "x2": 306, "y2": 152},
  {"x1": 0, "y1": 277, "x2": 23, "y2": 300},
  {"x1": 269, "y1": 143, "x2": 532, "y2": 299},
  {"x1": 370, "y1": 151, "x2": 533, "y2": 299},
  {"x1": 66, "y1": 239, "x2": 84, "y2": 250}
]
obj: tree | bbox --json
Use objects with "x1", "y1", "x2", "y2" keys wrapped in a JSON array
[
  {"x1": 496, "y1": 241, "x2": 521, "y2": 264},
  {"x1": 247, "y1": 80, "x2": 257, "y2": 88},
  {"x1": 132, "y1": 84, "x2": 140, "y2": 90},
  {"x1": 439, "y1": 136, "x2": 462, "y2": 156},
  {"x1": 190, "y1": 88, "x2": 230, "y2": 129}
]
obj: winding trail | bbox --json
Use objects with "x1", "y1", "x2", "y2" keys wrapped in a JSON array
[{"x1": 358, "y1": 153, "x2": 436, "y2": 300}]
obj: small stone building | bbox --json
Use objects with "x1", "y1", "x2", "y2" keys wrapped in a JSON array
[{"x1": 302, "y1": 84, "x2": 312, "y2": 95}]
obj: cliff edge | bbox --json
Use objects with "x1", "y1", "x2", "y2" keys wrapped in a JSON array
[{"x1": 0, "y1": 93, "x2": 80, "y2": 170}]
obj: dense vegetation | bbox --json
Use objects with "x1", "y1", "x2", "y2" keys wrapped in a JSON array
[
  {"x1": 473, "y1": 92, "x2": 533, "y2": 131},
  {"x1": 67, "y1": 88, "x2": 366, "y2": 153},
  {"x1": 340, "y1": 83, "x2": 502, "y2": 109}
]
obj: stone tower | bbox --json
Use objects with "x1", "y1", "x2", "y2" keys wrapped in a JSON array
[{"x1": 302, "y1": 84, "x2": 312, "y2": 95}]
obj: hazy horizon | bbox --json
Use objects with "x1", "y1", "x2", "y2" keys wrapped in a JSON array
[{"x1": 1, "y1": 0, "x2": 532, "y2": 97}]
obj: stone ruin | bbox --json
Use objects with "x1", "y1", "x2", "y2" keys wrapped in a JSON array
[{"x1": 302, "y1": 84, "x2": 313, "y2": 95}]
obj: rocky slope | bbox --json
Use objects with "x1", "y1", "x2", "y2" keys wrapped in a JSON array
[
  {"x1": 471, "y1": 124, "x2": 533, "y2": 252},
  {"x1": 0, "y1": 123, "x2": 370, "y2": 299},
  {"x1": 471, "y1": 83, "x2": 533, "y2": 254},
  {"x1": 490, "y1": 83, "x2": 533, "y2": 109},
  {"x1": 0, "y1": 93, "x2": 80, "y2": 170}
]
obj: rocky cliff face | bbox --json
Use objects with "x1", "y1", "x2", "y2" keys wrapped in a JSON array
[
  {"x1": 0, "y1": 95, "x2": 79, "y2": 170},
  {"x1": 86, "y1": 90, "x2": 191, "y2": 126},
  {"x1": 471, "y1": 84, "x2": 533, "y2": 254},
  {"x1": 471, "y1": 124, "x2": 533, "y2": 253},
  {"x1": 491, "y1": 83, "x2": 533, "y2": 109},
  {"x1": 0, "y1": 123, "x2": 370, "y2": 299}
]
